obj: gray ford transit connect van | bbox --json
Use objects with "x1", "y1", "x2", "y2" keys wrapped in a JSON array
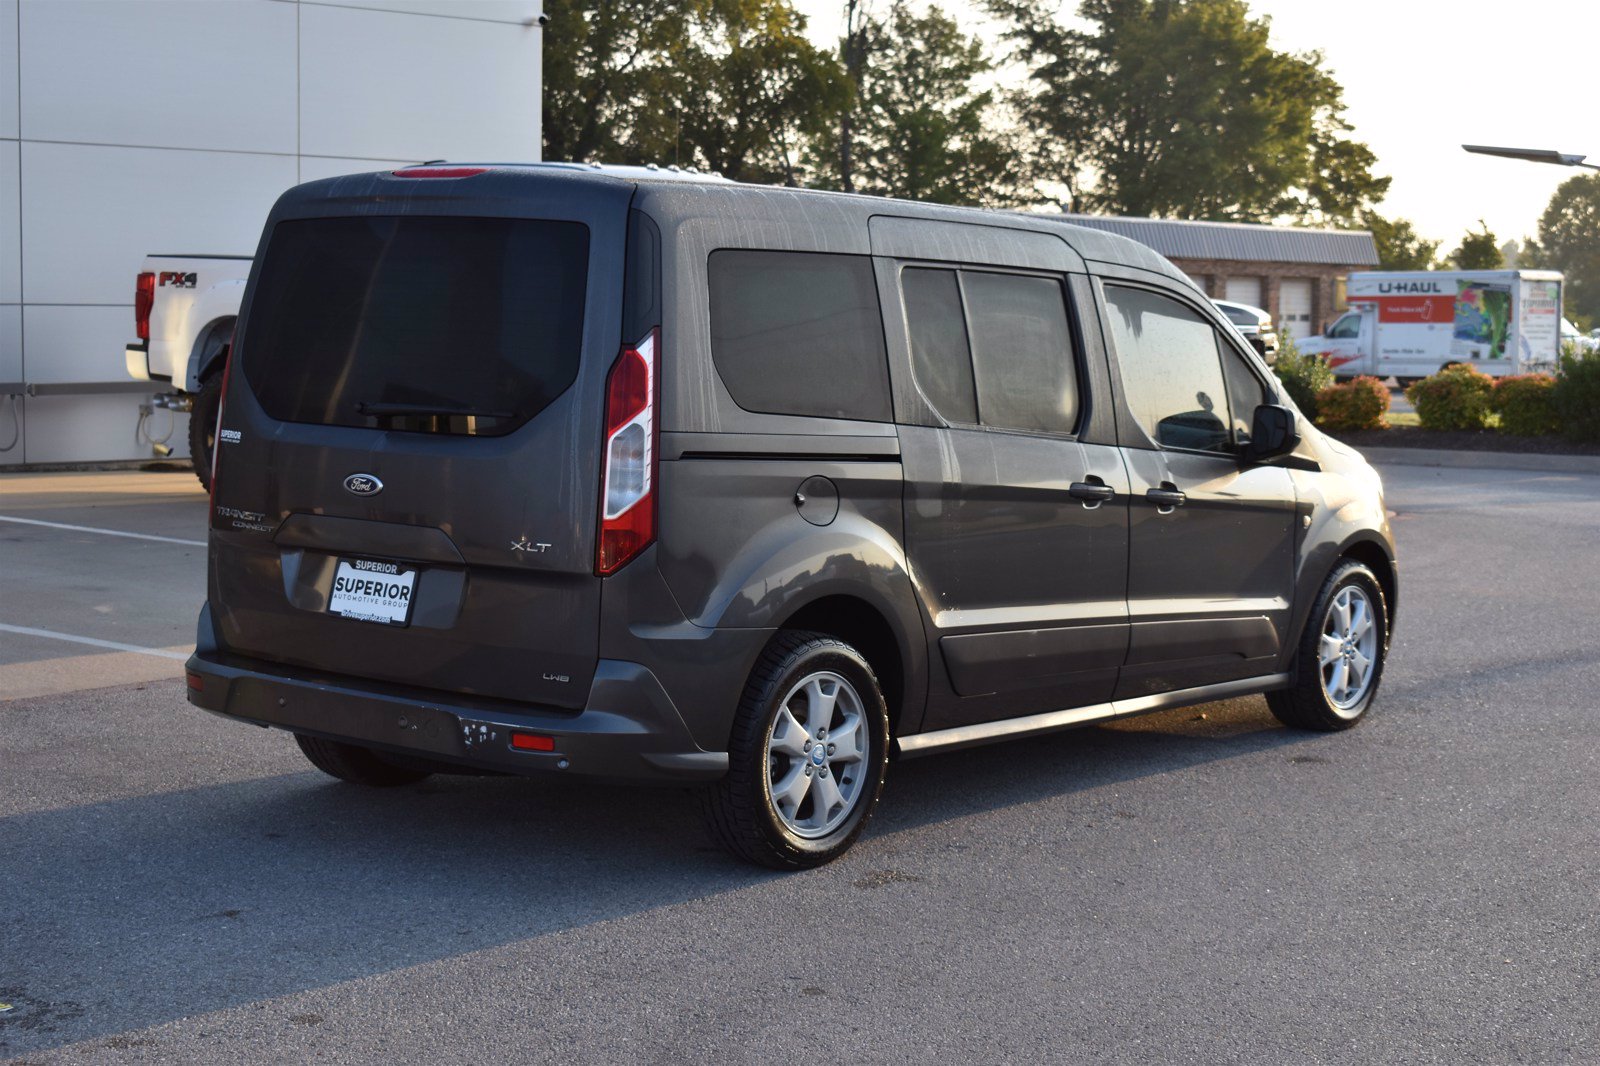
[{"x1": 186, "y1": 164, "x2": 1397, "y2": 868}]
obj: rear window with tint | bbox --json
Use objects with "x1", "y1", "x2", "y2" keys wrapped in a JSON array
[
  {"x1": 708, "y1": 250, "x2": 892, "y2": 422},
  {"x1": 241, "y1": 216, "x2": 589, "y2": 436}
]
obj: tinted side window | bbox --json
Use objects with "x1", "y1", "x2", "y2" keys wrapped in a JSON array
[
  {"x1": 708, "y1": 250, "x2": 892, "y2": 422},
  {"x1": 1217, "y1": 333, "x2": 1267, "y2": 441},
  {"x1": 1104, "y1": 285, "x2": 1231, "y2": 453},
  {"x1": 902, "y1": 267, "x2": 978, "y2": 424},
  {"x1": 964, "y1": 272, "x2": 1079, "y2": 435}
]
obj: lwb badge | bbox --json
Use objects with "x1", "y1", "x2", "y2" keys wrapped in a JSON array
[{"x1": 344, "y1": 473, "x2": 383, "y2": 497}]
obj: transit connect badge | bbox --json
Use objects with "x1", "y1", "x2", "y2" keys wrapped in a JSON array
[{"x1": 343, "y1": 473, "x2": 384, "y2": 497}]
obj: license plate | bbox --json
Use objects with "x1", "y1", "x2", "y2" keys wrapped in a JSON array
[{"x1": 328, "y1": 559, "x2": 417, "y2": 626}]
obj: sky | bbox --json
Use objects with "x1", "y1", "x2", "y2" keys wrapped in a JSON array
[{"x1": 791, "y1": 0, "x2": 1600, "y2": 248}]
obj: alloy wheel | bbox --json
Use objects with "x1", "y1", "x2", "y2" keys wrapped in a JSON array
[
  {"x1": 766, "y1": 671, "x2": 868, "y2": 838},
  {"x1": 1319, "y1": 585, "x2": 1378, "y2": 715}
]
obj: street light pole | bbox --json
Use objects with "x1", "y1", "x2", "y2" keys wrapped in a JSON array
[{"x1": 1462, "y1": 145, "x2": 1600, "y2": 170}]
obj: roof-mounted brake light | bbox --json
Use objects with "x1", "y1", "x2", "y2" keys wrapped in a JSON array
[{"x1": 391, "y1": 166, "x2": 489, "y2": 179}]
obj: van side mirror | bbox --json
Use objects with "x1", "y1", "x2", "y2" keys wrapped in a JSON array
[{"x1": 1243, "y1": 404, "x2": 1300, "y2": 463}]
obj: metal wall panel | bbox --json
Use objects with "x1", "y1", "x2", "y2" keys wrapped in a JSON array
[
  {"x1": 0, "y1": 139, "x2": 17, "y2": 305},
  {"x1": 0, "y1": 0, "x2": 16, "y2": 142},
  {"x1": 2, "y1": 0, "x2": 542, "y2": 467},
  {"x1": 21, "y1": 141, "x2": 296, "y2": 305},
  {"x1": 299, "y1": 2, "x2": 542, "y2": 163},
  {"x1": 19, "y1": 0, "x2": 296, "y2": 153},
  {"x1": 307, "y1": 0, "x2": 539, "y2": 21}
]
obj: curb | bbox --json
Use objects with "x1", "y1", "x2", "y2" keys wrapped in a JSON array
[{"x1": 1360, "y1": 446, "x2": 1600, "y2": 476}]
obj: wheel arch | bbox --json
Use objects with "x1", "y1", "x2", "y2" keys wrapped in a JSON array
[
  {"x1": 1339, "y1": 537, "x2": 1398, "y2": 638},
  {"x1": 1281, "y1": 531, "x2": 1398, "y2": 673},
  {"x1": 186, "y1": 315, "x2": 236, "y2": 391},
  {"x1": 777, "y1": 594, "x2": 917, "y2": 739}
]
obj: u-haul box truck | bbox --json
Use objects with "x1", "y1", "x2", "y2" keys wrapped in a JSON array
[{"x1": 1302, "y1": 270, "x2": 1563, "y2": 382}]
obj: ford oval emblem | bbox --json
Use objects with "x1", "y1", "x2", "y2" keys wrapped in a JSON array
[{"x1": 344, "y1": 473, "x2": 383, "y2": 497}]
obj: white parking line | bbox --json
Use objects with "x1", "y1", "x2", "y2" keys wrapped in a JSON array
[
  {"x1": 0, "y1": 514, "x2": 207, "y2": 547},
  {"x1": 0, "y1": 623, "x2": 191, "y2": 661}
]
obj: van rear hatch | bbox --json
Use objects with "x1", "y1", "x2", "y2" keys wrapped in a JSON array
[{"x1": 208, "y1": 168, "x2": 640, "y2": 710}]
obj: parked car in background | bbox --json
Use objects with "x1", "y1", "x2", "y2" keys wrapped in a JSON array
[
  {"x1": 186, "y1": 163, "x2": 1398, "y2": 869},
  {"x1": 1212, "y1": 298, "x2": 1280, "y2": 363},
  {"x1": 1560, "y1": 318, "x2": 1599, "y2": 353},
  {"x1": 124, "y1": 254, "x2": 250, "y2": 487}
]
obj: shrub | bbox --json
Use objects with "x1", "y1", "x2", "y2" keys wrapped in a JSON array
[
  {"x1": 1490, "y1": 374, "x2": 1558, "y2": 436},
  {"x1": 1271, "y1": 336, "x2": 1335, "y2": 420},
  {"x1": 1550, "y1": 349, "x2": 1600, "y2": 443},
  {"x1": 1405, "y1": 363, "x2": 1494, "y2": 430},
  {"x1": 1315, "y1": 375, "x2": 1390, "y2": 431}
]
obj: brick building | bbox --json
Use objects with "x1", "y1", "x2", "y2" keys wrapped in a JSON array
[{"x1": 1060, "y1": 215, "x2": 1380, "y2": 341}]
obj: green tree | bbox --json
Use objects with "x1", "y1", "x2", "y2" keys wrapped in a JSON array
[
  {"x1": 1525, "y1": 173, "x2": 1600, "y2": 323},
  {"x1": 988, "y1": 0, "x2": 1388, "y2": 223},
  {"x1": 541, "y1": 0, "x2": 693, "y2": 163},
  {"x1": 1447, "y1": 220, "x2": 1502, "y2": 270},
  {"x1": 670, "y1": 1, "x2": 852, "y2": 184},
  {"x1": 542, "y1": 0, "x2": 847, "y2": 184},
  {"x1": 812, "y1": 2, "x2": 1023, "y2": 206},
  {"x1": 1360, "y1": 212, "x2": 1439, "y2": 271}
]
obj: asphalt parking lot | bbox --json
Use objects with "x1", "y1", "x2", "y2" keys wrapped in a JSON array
[{"x1": 3, "y1": 462, "x2": 1599, "y2": 1064}]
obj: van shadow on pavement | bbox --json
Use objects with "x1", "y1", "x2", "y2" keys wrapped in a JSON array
[{"x1": 0, "y1": 695, "x2": 1310, "y2": 1055}]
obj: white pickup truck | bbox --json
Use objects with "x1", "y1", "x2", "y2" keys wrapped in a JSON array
[{"x1": 125, "y1": 254, "x2": 250, "y2": 487}]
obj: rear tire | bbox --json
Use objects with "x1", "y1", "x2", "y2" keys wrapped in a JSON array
[
  {"x1": 1267, "y1": 559, "x2": 1388, "y2": 731},
  {"x1": 188, "y1": 364, "x2": 225, "y2": 491},
  {"x1": 294, "y1": 733, "x2": 432, "y2": 787},
  {"x1": 699, "y1": 631, "x2": 889, "y2": 869}
]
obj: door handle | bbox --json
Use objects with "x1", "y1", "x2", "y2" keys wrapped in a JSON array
[
  {"x1": 1145, "y1": 486, "x2": 1186, "y2": 512},
  {"x1": 1068, "y1": 478, "x2": 1115, "y2": 508}
]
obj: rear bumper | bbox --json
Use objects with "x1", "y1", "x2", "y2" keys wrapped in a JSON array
[
  {"x1": 125, "y1": 342, "x2": 150, "y2": 381},
  {"x1": 184, "y1": 647, "x2": 729, "y2": 784}
]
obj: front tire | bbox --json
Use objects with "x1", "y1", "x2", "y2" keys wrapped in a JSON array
[
  {"x1": 700, "y1": 631, "x2": 889, "y2": 869},
  {"x1": 188, "y1": 364, "x2": 225, "y2": 491},
  {"x1": 294, "y1": 734, "x2": 432, "y2": 787},
  {"x1": 1268, "y1": 559, "x2": 1389, "y2": 731}
]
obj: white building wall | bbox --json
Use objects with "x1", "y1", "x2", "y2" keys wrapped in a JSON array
[{"x1": 0, "y1": 0, "x2": 543, "y2": 467}]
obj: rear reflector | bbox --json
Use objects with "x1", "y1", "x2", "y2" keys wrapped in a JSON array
[
  {"x1": 597, "y1": 329, "x2": 659, "y2": 575},
  {"x1": 135, "y1": 272, "x2": 155, "y2": 341},
  {"x1": 510, "y1": 732, "x2": 556, "y2": 752},
  {"x1": 186, "y1": 672, "x2": 205, "y2": 692},
  {"x1": 391, "y1": 166, "x2": 488, "y2": 179}
]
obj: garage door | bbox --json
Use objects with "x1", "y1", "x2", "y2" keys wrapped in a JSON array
[
  {"x1": 1224, "y1": 277, "x2": 1262, "y2": 308},
  {"x1": 1279, "y1": 279, "x2": 1313, "y2": 339}
]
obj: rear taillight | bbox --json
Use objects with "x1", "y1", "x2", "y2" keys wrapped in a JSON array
[
  {"x1": 208, "y1": 352, "x2": 233, "y2": 512},
  {"x1": 597, "y1": 329, "x2": 659, "y2": 575},
  {"x1": 135, "y1": 272, "x2": 155, "y2": 341}
]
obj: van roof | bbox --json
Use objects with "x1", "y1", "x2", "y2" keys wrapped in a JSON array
[{"x1": 293, "y1": 162, "x2": 1193, "y2": 286}]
